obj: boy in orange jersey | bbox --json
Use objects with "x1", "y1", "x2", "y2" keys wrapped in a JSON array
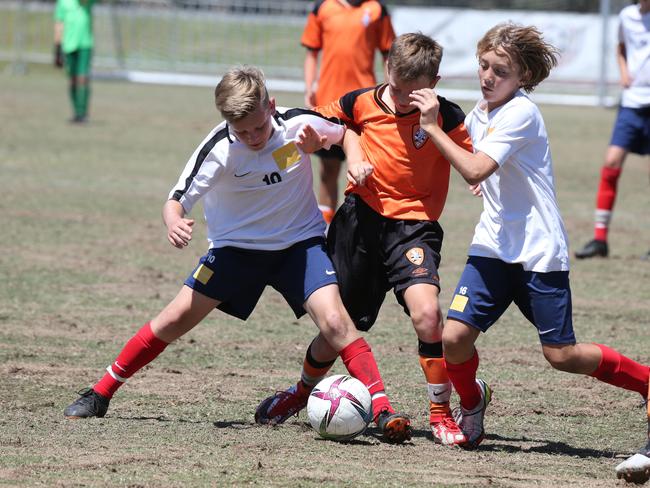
[
  {"x1": 256, "y1": 33, "x2": 474, "y2": 445},
  {"x1": 301, "y1": 0, "x2": 395, "y2": 224}
]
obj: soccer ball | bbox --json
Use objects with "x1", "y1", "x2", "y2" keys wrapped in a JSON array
[{"x1": 307, "y1": 374, "x2": 372, "y2": 441}]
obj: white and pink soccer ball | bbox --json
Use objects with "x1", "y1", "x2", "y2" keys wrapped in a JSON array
[{"x1": 307, "y1": 374, "x2": 372, "y2": 441}]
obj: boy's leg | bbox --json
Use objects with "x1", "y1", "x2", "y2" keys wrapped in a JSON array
[
  {"x1": 443, "y1": 319, "x2": 482, "y2": 409},
  {"x1": 576, "y1": 107, "x2": 635, "y2": 260},
  {"x1": 64, "y1": 286, "x2": 219, "y2": 418},
  {"x1": 304, "y1": 284, "x2": 411, "y2": 443},
  {"x1": 542, "y1": 342, "x2": 649, "y2": 397},
  {"x1": 76, "y1": 49, "x2": 92, "y2": 121},
  {"x1": 443, "y1": 319, "x2": 491, "y2": 449},
  {"x1": 64, "y1": 51, "x2": 78, "y2": 120},
  {"x1": 403, "y1": 283, "x2": 465, "y2": 445}
]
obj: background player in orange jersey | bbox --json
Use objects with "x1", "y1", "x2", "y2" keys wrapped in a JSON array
[
  {"x1": 256, "y1": 33, "x2": 475, "y2": 446},
  {"x1": 301, "y1": 0, "x2": 395, "y2": 225}
]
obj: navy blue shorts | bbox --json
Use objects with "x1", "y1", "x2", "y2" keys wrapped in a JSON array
[
  {"x1": 610, "y1": 106, "x2": 650, "y2": 155},
  {"x1": 184, "y1": 237, "x2": 338, "y2": 320},
  {"x1": 446, "y1": 256, "x2": 576, "y2": 345}
]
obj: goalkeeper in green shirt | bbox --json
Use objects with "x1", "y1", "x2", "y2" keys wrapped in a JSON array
[{"x1": 53, "y1": 0, "x2": 96, "y2": 123}]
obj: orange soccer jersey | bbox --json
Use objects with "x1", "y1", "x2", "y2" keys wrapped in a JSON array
[
  {"x1": 301, "y1": 0, "x2": 395, "y2": 106},
  {"x1": 317, "y1": 85, "x2": 473, "y2": 221}
]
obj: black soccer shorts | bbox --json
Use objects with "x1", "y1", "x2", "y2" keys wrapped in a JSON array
[{"x1": 327, "y1": 193, "x2": 443, "y2": 331}]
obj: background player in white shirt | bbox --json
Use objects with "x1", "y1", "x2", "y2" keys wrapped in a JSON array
[
  {"x1": 575, "y1": 0, "x2": 650, "y2": 259},
  {"x1": 411, "y1": 23, "x2": 650, "y2": 451},
  {"x1": 62, "y1": 65, "x2": 410, "y2": 443}
]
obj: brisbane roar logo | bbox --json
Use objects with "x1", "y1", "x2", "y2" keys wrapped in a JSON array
[
  {"x1": 405, "y1": 247, "x2": 425, "y2": 265},
  {"x1": 412, "y1": 125, "x2": 429, "y2": 149}
]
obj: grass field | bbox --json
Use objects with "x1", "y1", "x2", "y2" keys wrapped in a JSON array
[{"x1": 1, "y1": 66, "x2": 649, "y2": 487}]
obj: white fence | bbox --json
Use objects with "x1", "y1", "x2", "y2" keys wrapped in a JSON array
[{"x1": 1, "y1": 1, "x2": 622, "y2": 106}]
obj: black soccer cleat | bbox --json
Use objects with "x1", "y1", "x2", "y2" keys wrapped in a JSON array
[
  {"x1": 375, "y1": 409, "x2": 412, "y2": 444},
  {"x1": 574, "y1": 239, "x2": 608, "y2": 259},
  {"x1": 64, "y1": 388, "x2": 110, "y2": 418}
]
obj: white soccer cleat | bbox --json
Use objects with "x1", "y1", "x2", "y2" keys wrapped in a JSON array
[
  {"x1": 616, "y1": 438, "x2": 650, "y2": 485},
  {"x1": 430, "y1": 414, "x2": 467, "y2": 446},
  {"x1": 453, "y1": 378, "x2": 492, "y2": 449}
]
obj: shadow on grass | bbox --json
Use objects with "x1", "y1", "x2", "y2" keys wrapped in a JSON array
[{"x1": 484, "y1": 433, "x2": 619, "y2": 459}]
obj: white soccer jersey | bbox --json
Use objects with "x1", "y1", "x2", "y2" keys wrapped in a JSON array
[
  {"x1": 619, "y1": 4, "x2": 650, "y2": 108},
  {"x1": 465, "y1": 91, "x2": 570, "y2": 272},
  {"x1": 169, "y1": 107, "x2": 345, "y2": 250}
]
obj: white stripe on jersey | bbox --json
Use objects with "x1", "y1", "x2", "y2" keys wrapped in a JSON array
[{"x1": 169, "y1": 108, "x2": 346, "y2": 251}]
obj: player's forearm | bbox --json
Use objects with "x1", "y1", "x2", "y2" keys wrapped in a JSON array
[
  {"x1": 424, "y1": 124, "x2": 494, "y2": 185},
  {"x1": 342, "y1": 129, "x2": 365, "y2": 165},
  {"x1": 303, "y1": 50, "x2": 319, "y2": 99},
  {"x1": 162, "y1": 199, "x2": 186, "y2": 228},
  {"x1": 54, "y1": 21, "x2": 63, "y2": 43},
  {"x1": 616, "y1": 43, "x2": 630, "y2": 84}
]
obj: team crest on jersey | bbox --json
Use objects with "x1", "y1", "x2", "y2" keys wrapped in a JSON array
[
  {"x1": 361, "y1": 9, "x2": 371, "y2": 27},
  {"x1": 412, "y1": 125, "x2": 428, "y2": 149},
  {"x1": 405, "y1": 247, "x2": 425, "y2": 265}
]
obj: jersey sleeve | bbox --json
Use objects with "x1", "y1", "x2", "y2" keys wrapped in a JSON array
[
  {"x1": 474, "y1": 105, "x2": 536, "y2": 167},
  {"x1": 301, "y1": 3, "x2": 323, "y2": 50},
  {"x1": 54, "y1": 0, "x2": 64, "y2": 21},
  {"x1": 305, "y1": 113, "x2": 346, "y2": 149},
  {"x1": 168, "y1": 127, "x2": 228, "y2": 214},
  {"x1": 314, "y1": 99, "x2": 348, "y2": 125}
]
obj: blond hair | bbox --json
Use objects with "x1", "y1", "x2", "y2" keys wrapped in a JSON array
[
  {"x1": 387, "y1": 33, "x2": 443, "y2": 82},
  {"x1": 477, "y1": 23, "x2": 559, "y2": 92},
  {"x1": 214, "y1": 65, "x2": 270, "y2": 121}
]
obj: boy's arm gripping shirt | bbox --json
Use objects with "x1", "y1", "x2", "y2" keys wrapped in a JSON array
[
  {"x1": 317, "y1": 85, "x2": 472, "y2": 221},
  {"x1": 168, "y1": 110, "x2": 345, "y2": 251}
]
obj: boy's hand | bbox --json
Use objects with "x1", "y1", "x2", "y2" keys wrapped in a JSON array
[
  {"x1": 469, "y1": 184, "x2": 483, "y2": 197},
  {"x1": 410, "y1": 88, "x2": 440, "y2": 131},
  {"x1": 304, "y1": 90, "x2": 316, "y2": 109},
  {"x1": 347, "y1": 160, "x2": 373, "y2": 186},
  {"x1": 54, "y1": 43, "x2": 63, "y2": 68},
  {"x1": 296, "y1": 124, "x2": 328, "y2": 154},
  {"x1": 167, "y1": 218, "x2": 194, "y2": 249}
]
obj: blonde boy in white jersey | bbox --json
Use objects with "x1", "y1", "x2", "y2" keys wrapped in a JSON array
[
  {"x1": 411, "y1": 23, "x2": 650, "y2": 450},
  {"x1": 62, "y1": 65, "x2": 410, "y2": 443}
]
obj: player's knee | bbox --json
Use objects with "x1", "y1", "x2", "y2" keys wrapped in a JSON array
[
  {"x1": 442, "y1": 324, "x2": 471, "y2": 357},
  {"x1": 542, "y1": 346, "x2": 577, "y2": 372},
  {"x1": 318, "y1": 309, "x2": 351, "y2": 340},
  {"x1": 151, "y1": 309, "x2": 191, "y2": 341},
  {"x1": 410, "y1": 303, "x2": 442, "y2": 333}
]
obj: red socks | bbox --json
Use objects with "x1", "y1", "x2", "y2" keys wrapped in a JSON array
[
  {"x1": 594, "y1": 166, "x2": 621, "y2": 241},
  {"x1": 445, "y1": 349, "x2": 480, "y2": 410},
  {"x1": 339, "y1": 337, "x2": 393, "y2": 417},
  {"x1": 589, "y1": 344, "x2": 649, "y2": 397},
  {"x1": 94, "y1": 322, "x2": 169, "y2": 399}
]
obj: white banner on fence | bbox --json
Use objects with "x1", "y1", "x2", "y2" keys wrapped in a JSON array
[{"x1": 391, "y1": 7, "x2": 619, "y2": 85}]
